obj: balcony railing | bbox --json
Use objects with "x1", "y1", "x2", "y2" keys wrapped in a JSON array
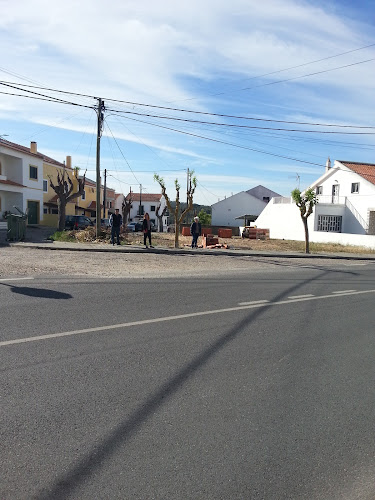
[{"x1": 273, "y1": 196, "x2": 292, "y2": 204}]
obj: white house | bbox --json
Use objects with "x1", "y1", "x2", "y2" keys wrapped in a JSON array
[
  {"x1": 125, "y1": 192, "x2": 168, "y2": 231},
  {"x1": 211, "y1": 185, "x2": 282, "y2": 227},
  {"x1": 0, "y1": 139, "x2": 44, "y2": 225},
  {"x1": 255, "y1": 159, "x2": 375, "y2": 249}
]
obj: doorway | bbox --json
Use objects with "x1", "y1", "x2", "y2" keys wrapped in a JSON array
[{"x1": 27, "y1": 201, "x2": 39, "y2": 224}]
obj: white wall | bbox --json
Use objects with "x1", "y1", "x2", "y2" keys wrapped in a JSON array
[
  {"x1": 212, "y1": 191, "x2": 266, "y2": 227},
  {"x1": 0, "y1": 147, "x2": 44, "y2": 222},
  {"x1": 255, "y1": 198, "x2": 375, "y2": 249}
]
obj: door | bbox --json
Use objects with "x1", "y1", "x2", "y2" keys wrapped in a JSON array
[
  {"x1": 27, "y1": 201, "x2": 39, "y2": 224},
  {"x1": 332, "y1": 184, "x2": 339, "y2": 204}
]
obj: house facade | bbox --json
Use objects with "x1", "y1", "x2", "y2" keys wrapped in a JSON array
[
  {"x1": 211, "y1": 185, "x2": 282, "y2": 227},
  {"x1": 126, "y1": 192, "x2": 168, "y2": 231},
  {"x1": 0, "y1": 139, "x2": 44, "y2": 225},
  {"x1": 42, "y1": 154, "x2": 77, "y2": 226},
  {"x1": 255, "y1": 159, "x2": 375, "y2": 249}
]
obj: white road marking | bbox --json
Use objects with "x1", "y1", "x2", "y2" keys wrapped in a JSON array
[
  {"x1": 0, "y1": 277, "x2": 34, "y2": 282},
  {"x1": 288, "y1": 294, "x2": 314, "y2": 299},
  {"x1": 332, "y1": 290, "x2": 357, "y2": 294},
  {"x1": 1, "y1": 288, "x2": 375, "y2": 348},
  {"x1": 238, "y1": 300, "x2": 269, "y2": 305}
]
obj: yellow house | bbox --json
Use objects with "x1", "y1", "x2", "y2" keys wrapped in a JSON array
[
  {"x1": 41, "y1": 153, "x2": 77, "y2": 227},
  {"x1": 76, "y1": 177, "x2": 115, "y2": 220}
]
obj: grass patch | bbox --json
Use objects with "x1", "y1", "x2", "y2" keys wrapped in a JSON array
[{"x1": 49, "y1": 231, "x2": 76, "y2": 242}]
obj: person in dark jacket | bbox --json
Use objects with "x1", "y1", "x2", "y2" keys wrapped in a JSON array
[
  {"x1": 109, "y1": 209, "x2": 122, "y2": 245},
  {"x1": 143, "y1": 212, "x2": 153, "y2": 248},
  {"x1": 190, "y1": 216, "x2": 202, "y2": 248}
]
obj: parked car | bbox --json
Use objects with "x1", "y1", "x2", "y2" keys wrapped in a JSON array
[
  {"x1": 65, "y1": 215, "x2": 94, "y2": 230},
  {"x1": 127, "y1": 222, "x2": 143, "y2": 232}
]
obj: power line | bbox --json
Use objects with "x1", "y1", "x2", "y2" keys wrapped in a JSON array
[
  {"x1": 120, "y1": 114, "x2": 325, "y2": 167},
  {"x1": 169, "y1": 43, "x2": 375, "y2": 102},
  {"x1": 107, "y1": 108, "x2": 375, "y2": 135},
  {"x1": 104, "y1": 119, "x2": 141, "y2": 185}
]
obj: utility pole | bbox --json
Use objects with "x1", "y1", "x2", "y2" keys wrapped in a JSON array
[
  {"x1": 95, "y1": 98, "x2": 105, "y2": 236},
  {"x1": 186, "y1": 167, "x2": 190, "y2": 223},
  {"x1": 103, "y1": 168, "x2": 107, "y2": 219},
  {"x1": 139, "y1": 183, "x2": 142, "y2": 219}
]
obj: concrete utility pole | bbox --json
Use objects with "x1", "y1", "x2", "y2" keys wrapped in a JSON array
[
  {"x1": 103, "y1": 168, "x2": 107, "y2": 219},
  {"x1": 139, "y1": 183, "x2": 142, "y2": 219},
  {"x1": 95, "y1": 98, "x2": 105, "y2": 236}
]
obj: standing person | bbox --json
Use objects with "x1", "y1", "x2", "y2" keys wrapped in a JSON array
[
  {"x1": 109, "y1": 208, "x2": 122, "y2": 245},
  {"x1": 143, "y1": 212, "x2": 153, "y2": 248},
  {"x1": 190, "y1": 216, "x2": 201, "y2": 248}
]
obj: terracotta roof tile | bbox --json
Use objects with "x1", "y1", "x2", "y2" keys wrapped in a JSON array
[
  {"x1": 0, "y1": 179, "x2": 26, "y2": 187},
  {"x1": 126, "y1": 193, "x2": 161, "y2": 202},
  {"x1": 339, "y1": 161, "x2": 375, "y2": 186}
]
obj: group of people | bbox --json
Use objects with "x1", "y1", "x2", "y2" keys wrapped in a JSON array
[
  {"x1": 109, "y1": 209, "x2": 202, "y2": 249},
  {"x1": 109, "y1": 209, "x2": 153, "y2": 248}
]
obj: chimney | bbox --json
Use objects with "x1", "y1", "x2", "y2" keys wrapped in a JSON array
[
  {"x1": 30, "y1": 141, "x2": 37, "y2": 154},
  {"x1": 325, "y1": 156, "x2": 331, "y2": 172},
  {"x1": 66, "y1": 156, "x2": 72, "y2": 169}
]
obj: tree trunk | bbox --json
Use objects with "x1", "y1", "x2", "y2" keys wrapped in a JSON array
[
  {"x1": 57, "y1": 198, "x2": 67, "y2": 232},
  {"x1": 302, "y1": 216, "x2": 309, "y2": 254}
]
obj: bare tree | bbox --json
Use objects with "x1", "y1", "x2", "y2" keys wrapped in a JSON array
[
  {"x1": 121, "y1": 191, "x2": 133, "y2": 230},
  {"x1": 291, "y1": 188, "x2": 318, "y2": 254},
  {"x1": 155, "y1": 203, "x2": 168, "y2": 232},
  {"x1": 154, "y1": 173, "x2": 197, "y2": 248},
  {"x1": 49, "y1": 169, "x2": 86, "y2": 231}
]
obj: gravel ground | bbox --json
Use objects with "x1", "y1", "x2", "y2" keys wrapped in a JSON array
[{"x1": 0, "y1": 245, "x2": 326, "y2": 279}]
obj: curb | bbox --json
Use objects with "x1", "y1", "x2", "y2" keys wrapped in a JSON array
[{"x1": 4, "y1": 241, "x2": 375, "y2": 261}]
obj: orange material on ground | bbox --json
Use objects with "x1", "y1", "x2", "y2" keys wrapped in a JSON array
[{"x1": 218, "y1": 228, "x2": 232, "y2": 238}]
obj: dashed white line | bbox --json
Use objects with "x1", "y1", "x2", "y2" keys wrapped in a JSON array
[
  {"x1": 1, "y1": 288, "x2": 375, "y2": 348},
  {"x1": 288, "y1": 294, "x2": 314, "y2": 299},
  {"x1": 238, "y1": 299, "x2": 269, "y2": 306},
  {"x1": 332, "y1": 290, "x2": 357, "y2": 294}
]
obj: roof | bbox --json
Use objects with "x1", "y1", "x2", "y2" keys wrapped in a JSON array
[
  {"x1": 339, "y1": 161, "x2": 375, "y2": 186},
  {"x1": 0, "y1": 139, "x2": 66, "y2": 168},
  {"x1": 126, "y1": 193, "x2": 162, "y2": 202},
  {"x1": 0, "y1": 179, "x2": 26, "y2": 188}
]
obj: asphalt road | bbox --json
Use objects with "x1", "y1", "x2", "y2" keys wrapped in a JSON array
[{"x1": 1, "y1": 259, "x2": 375, "y2": 499}]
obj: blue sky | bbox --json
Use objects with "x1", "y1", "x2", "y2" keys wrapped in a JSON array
[{"x1": 0, "y1": 0, "x2": 374, "y2": 204}]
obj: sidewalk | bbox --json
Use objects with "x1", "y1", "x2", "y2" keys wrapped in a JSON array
[{"x1": 5, "y1": 237, "x2": 375, "y2": 261}]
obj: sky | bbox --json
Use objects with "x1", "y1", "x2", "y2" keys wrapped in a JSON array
[{"x1": 0, "y1": 0, "x2": 374, "y2": 205}]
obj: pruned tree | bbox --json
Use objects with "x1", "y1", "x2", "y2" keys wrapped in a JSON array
[
  {"x1": 155, "y1": 203, "x2": 168, "y2": 232},
  {"x1": 154, "y1": 173, "x2": 197, "y2": 248},
  {"x1": 291, "y1": 188, "x2": 318, "y2": 254},
  {"x1": 122, "y1": 191, "x2": 133, "y2": 230},
  {"x1": 49, "y1": 169, "x2": 86, "y2": 231}
]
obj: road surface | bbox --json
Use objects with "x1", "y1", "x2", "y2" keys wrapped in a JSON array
[{"x1": 1, "y1": 258, "x2": 375, "y2": 499}]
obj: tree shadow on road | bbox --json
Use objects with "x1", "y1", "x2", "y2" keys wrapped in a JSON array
[
  {"x1": 1, "y1": 283, "x2": 72, "y2": 299},
  {"x1": 34, "y1": 267, "x2": 357, "y2": 499}
]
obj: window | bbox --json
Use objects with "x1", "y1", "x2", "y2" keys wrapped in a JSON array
[
  {"x1": 317, "y1": 215, "x2": 342, "y2": 232},
  {"x1": 109, "y1": 201, "x2": 112, "y2": 209},
  {"x1": 81, "y1": 190, "x2": 86, "y2": 200},
  {"x1": 351, "y1": 182, "x2": 359, "y2": 193},
  {"x1": 43, "y1": 179, "x2": 48, "y2": 192},
  {"x1": 263, "y1": 196, "x2": 270, "y2": 203},
  {"x1": 316, "y1": 186, "x2": 323, "y2": 195},
  {"x1": 51, "y1": 208, "x2": 58, "y2": 215},
  {"x1": 151, "y1": 218, "x2": 156, "y2": 225},
  {"x1": 43, "y1": 207, "x2": 48, "y2": 214},
  {"x1": 150, "y1": 205, "x2": 156, "y2": 212},
  {"x1": 29, "y1": 165, "x2": 38, "y2": 180}
]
